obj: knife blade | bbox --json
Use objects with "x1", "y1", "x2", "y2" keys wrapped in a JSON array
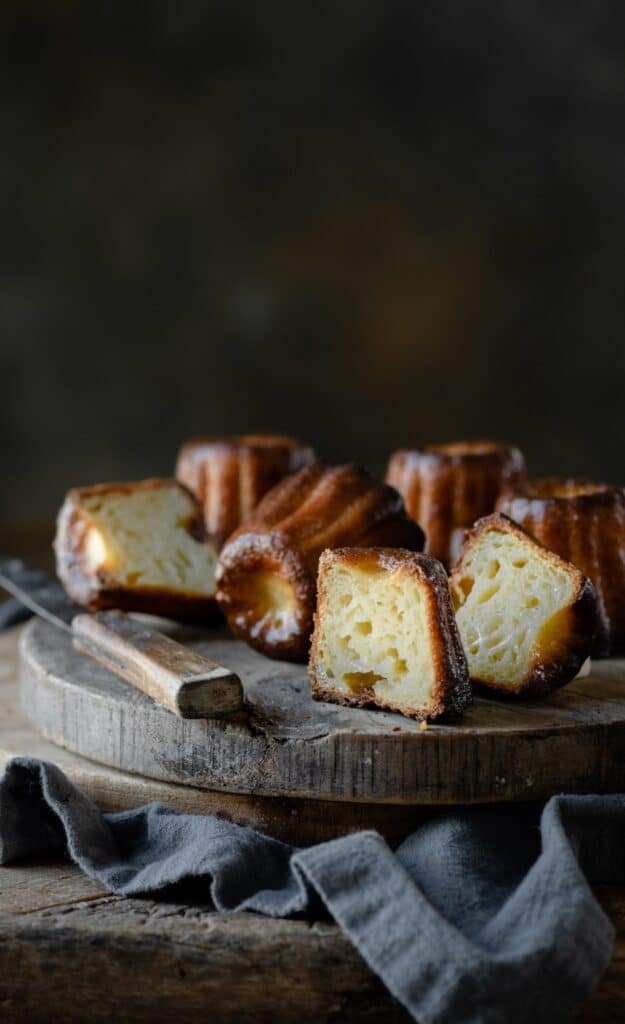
[
  {"x1": 0, "y1": 558, "x2": 82, "y2": 630},
  {"x1": 0, "y1": 557, "x2": 243, "y2": 719}
]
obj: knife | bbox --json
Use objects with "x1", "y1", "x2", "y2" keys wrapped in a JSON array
[{"x1": 0, "y1": 557, "x2": 243, "y2": 719}]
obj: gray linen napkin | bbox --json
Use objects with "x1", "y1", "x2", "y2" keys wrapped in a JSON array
[
  {"x1": 0, "y1": 598, "x2": 32, "y2": 632},
  {"x1": 0, "y1": 757, "x2": 618, "y2": 1024}
]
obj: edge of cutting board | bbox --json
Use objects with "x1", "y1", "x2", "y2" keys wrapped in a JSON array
[
  {"x1": 0, "y1": 626, "x2": 426, "y2": 846},
  {"x1": 17, "y1": 617, "x2": 625, "y2": 805}
]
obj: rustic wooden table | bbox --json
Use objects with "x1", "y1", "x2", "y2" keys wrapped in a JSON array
[{"x1": 0, "y1": 625, "x2": 624, "y2": 1023}]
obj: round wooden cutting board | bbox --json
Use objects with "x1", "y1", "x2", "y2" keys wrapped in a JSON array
[{"x1": 19, "y1": 617, "x2": 625, "y2": 806}]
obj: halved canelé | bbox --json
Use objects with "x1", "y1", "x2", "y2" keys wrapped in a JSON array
[
  {"x1": 216, "y1": 463, "x2": 425, "y2": 660},
  {"x1": 449, "y1": 513, "x2": 597, "y2": 697},
  {"x1": 54, "y1": 479, "x2": 219, "y2": 621},
  {"x1": 497, "y1": 479, "x2": 625, "y2": 657},
  {"x1": 309, "y1": 547, "x2": 471, "y2": 720}
]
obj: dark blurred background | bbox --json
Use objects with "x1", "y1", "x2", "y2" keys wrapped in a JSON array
[{"x1": 2, "y1": 2, "x2": 625, "y2": 564}]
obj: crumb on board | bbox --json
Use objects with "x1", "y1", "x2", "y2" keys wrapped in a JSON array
[{"x1": 420, "y1": 721, "x2": 428, "y2": 732}]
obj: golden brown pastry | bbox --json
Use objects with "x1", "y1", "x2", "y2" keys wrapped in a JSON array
[
  {"x1": 175, "y1": 434, "x2": 315, "y2": 547},
  {"x1": 386, "y1": 441, "x2": 526, "y2": 568},
  {"x1": 55, "y1": 479, "x2": 219, "y2": 621},
  {"x1": 216, "y1": 462, "x2": 425, "y2": 660},
  {"x1": 497, "y1": 479, "x2": 625, "y2": 657},
  {"x1": 309, "y1": 547, "x2": 471, "y2": 720},
  {"x1": 449, "y1": 513, "x2": 597, "y2": 697}
]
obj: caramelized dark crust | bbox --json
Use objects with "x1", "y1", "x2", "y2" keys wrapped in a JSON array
[
  {"x1": 175, "y1": 434, "x2": 315, "y2": 547},
  {"x1": 497, "y1": 479, "x2": 625, "y2": 657},
  {"x1": 63, "y1": 585, "x2": 222, "y2": 623},
  {"x1": 386, "y1": 441, "x2": 526, "y2": 568},
  {"x1": 216, "y1": 463, "x2": 425, "y2": 661},
  {"x1": 55, "y1": 479, "x2": 220, "y2": 622},
  {"x1": 450, "y1": 513, "x2": 598, "y2": 697},
  {"x1": 309, "y1": 547, "x2": 471, "y2": 720}
]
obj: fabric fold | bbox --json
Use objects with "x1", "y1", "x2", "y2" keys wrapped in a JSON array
[{"x1": 0, "y1": 757, "x2": 618, "y2": 1024}]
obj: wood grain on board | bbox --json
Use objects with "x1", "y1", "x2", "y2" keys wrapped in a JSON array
[
  {"x1": 0, "y1": 626, "x2": 426, "y2": 846},
  {"x1": 19, "y1": 616, "x2": 625, "y2": 805}
]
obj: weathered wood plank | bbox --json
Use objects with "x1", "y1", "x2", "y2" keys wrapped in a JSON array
[
  {"x1": 0, "y1": 858, "x2": 110, "y2": 914},
  {"x1": 0, "y1": 889, "x2": 409, "y2": 1023},
  {"x1": 578, "y1": 887, "x2": 625, "y2": 1022},
  {"x1": 0, "y1": 863, "x2": 624, "y2": 1022}
]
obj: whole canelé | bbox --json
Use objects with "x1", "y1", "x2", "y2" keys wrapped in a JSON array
[
  {"x1": 385, "y1": 441, "x2": 526, "y2": 569},
  {"x1": 176, "y1": 434, "x2": 315, "y2": 547},
  {"x1": 497, "y1": 479, "x2": 625, "y2": 657},
  {"x1": 216, "y1": 462, "x2": 425, "y2": 660}
]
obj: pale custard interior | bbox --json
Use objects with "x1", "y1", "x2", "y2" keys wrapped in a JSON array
[
  {"x1": 452, "y1": 530, "x2": 576, "y2": 690},
  {"x1": 315, "y1": 561, "x2": 437, "y2": 711},
  {"x1": 80, "y1": 487, "x2": 217, "y2": 595},
  {"x1": 246, "y1": 571, "x2": 298, "y2": 642}
]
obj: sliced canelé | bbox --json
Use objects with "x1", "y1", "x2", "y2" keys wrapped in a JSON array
[
  {"x1": 55, "y1": 479, "x2": 219, "y2": 621},
  {"x1": 449, "y1": 513, "x2": 597, "y2": 697},
  {"x1": 497, "y1": 479, "x2": 625, "y2": 657},
  {"x1": 309, "y1": 547, "x2": 470, "y2": 720}
]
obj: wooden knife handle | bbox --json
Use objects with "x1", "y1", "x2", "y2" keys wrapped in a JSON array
[{"x1": 71, "y1": 610, "x2": 243, "y2": 718}]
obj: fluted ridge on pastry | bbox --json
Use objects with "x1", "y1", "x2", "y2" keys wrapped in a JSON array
[
  {"x1": 216, "y1": 462, "x2": 425, "y2": 660},
  {"x1": 233, "y1": 463, "x2": 424, "y2": 561},
  {"x1": 176, "y1": 434, "x2": 315, "y2": 547},
  {"x1": 386, "y1": 441, "x2": 526, "y2": 568}
]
